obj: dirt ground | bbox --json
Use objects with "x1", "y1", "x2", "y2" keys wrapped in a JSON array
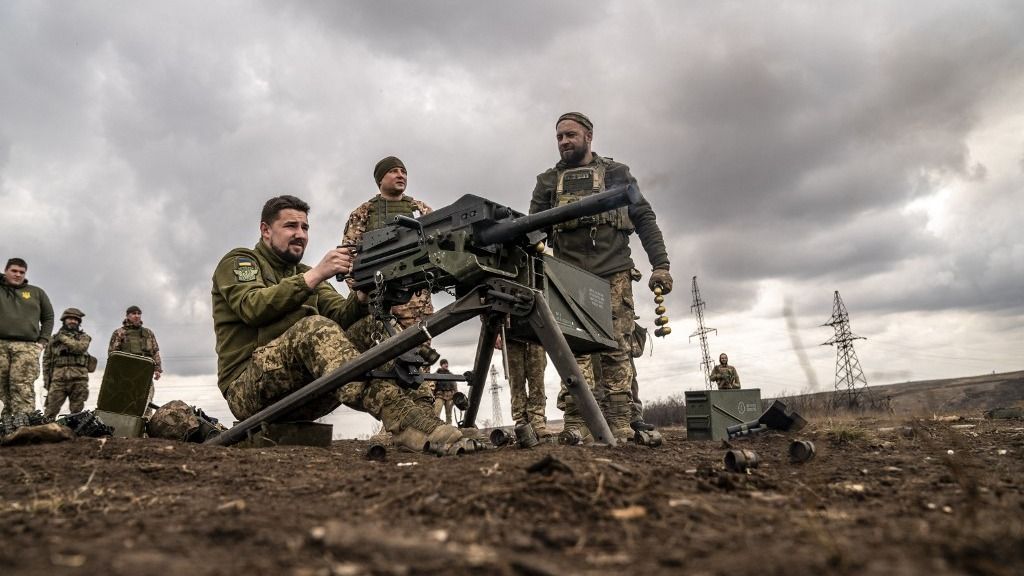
[{"x1": 2, "y1": 414, "x2": 1022, "y2": 576}]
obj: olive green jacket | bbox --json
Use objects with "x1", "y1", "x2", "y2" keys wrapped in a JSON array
[
  {"x1": 0, "y1": 276, "x2": 54, "y2": 344},
  {"x1": 529, "y1": 153, "x2": 670, "y2": 278},
  {"x1": 211, "y1": 240, "x2": 367, "y2": 390}
]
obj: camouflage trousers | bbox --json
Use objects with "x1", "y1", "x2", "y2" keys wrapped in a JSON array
[
  {"x1": 433, "y1": 389, "x2": 455, "y2": 425},
  {"x1": 557, "y1": 271, "x2": 643, "y2": 435},
  {"x1": 44, "y1": 370, "x2": 90, "y2": 418},
  {"x1": 223, "y1": 316, "x2": 436, "y2": 435},
  {"x1": 507, "y1": 339, "x2": 548, "y2": 431},
  {"x1": 0, "y1": 339, "x2": 40, "y2": 417}
]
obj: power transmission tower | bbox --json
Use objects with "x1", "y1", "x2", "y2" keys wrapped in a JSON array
[
  {"x1": 821, "y1": 291, "x2": 869, "y2": 408},
  {"x1": 689, "y1": 276, "x2": 717, "y2": 389},
  {"x1": 489, "y1": 365, "x2": 504, "y2": 427}
]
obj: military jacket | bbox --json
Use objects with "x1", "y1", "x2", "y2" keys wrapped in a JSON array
[
  {"x1": 0, "y1": 276, "x2": 54, "y2": 343},
  {"x1": 44, "y1": 327, "x2": 92, "y2": 382},
  {"x1": 529, "y1": 153, "x2": 670, "y2": 278},
  {"x1": 211, "y1": 240, "x2": 368, "y2": 390},
  {"x1": 341, "y1": 193, "x2": 432, "y2": 249},
  {"x1": 710, "y1": 365, "x2": 740, "y2": 389},
  {"x1": 109, "y1": 323, "x2": 163, "y2": 373}
]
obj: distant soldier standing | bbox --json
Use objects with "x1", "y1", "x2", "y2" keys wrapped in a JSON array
[
  {"x1": 43, "y1": 308, "x2": 93, "y2": 418},
  {"x1": 109, "y1": 305, "x2": 163, "y2": 412},
  {"x1": 0, "y1": 258, "x2": 54, "y2": 417},
  {"x1": 710, "y1": 353, "x2": 740, "y2": 390},
  {"x1": 530, "y1": 112, "x2": 673, "y2": 442},
  {"x1": 108, "y1": 305, "x2": 163, "y2": 380},
  {"x1": 433, "y1": 359, "x2": 457, "y2": 425}
]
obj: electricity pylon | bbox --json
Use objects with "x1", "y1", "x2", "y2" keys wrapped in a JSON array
[
  {"x1": 689, "y1": 276, "x2": 717, "y2": 389},
  {"x1": 489, "y1": 364, "x2": 504, "y2": 427},
  {"x1": 821, "y1": 291, "x2": 870, "y2": 408}
]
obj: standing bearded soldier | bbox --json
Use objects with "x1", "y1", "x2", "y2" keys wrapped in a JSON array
[
  {"x1": 530, "y1": 112, "x2": 673, "y2": 442},
  {"x1": 43, "y1": 308, "x2": 93, "y2": 418}
]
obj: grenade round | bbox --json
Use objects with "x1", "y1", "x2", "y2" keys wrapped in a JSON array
[{"x1": 655, "y1": 316, "x2": 669, "y2": 326}]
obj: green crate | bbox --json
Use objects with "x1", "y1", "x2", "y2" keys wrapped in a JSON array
[
  {"x1": 685, "y1": 388, "x2": 762, "y2": 441},
  {"x1": 97, "y1": 352, "x2": 154, "y2": 417}
]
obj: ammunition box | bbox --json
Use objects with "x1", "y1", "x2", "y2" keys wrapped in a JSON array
[
  {"x1": 685, "y1": 389, "x2": 762, "y2": 441},
  {"x1": 97, "y1": 352, "x2": 155, "y2": 417},
  {"x1": 94, "y1": 410, "x2": 145, "y2": 438},
  {"x1": 235, "y1": 421, "x2": 333, "y2": 448}
]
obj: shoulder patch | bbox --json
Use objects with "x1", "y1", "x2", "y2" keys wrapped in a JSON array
[{"x1": 234, "y1": 257, "x2": 259, "y2": 282}]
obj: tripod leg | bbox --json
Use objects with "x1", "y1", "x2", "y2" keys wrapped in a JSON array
[
  {"x1": 461, "y1": 312, "x2": 503, "y2": 428},
  {"x1": 527, "y1": 293, "x2": 616, "y2": 446}
]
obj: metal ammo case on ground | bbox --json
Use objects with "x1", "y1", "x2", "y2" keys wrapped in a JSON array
[{"x1": 208, "y1": 184, "x2": 643, "y2": 447}]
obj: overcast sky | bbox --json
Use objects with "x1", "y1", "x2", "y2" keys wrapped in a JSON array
[{"x1": 3, "y1": 1, "x2": 1022, "y2": 435}]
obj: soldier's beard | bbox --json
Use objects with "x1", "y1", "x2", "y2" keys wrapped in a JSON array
[
  {"x1": 560, "y1": 145, "x2": 587, "y2": 166},
  {"x1": 274, "y1": 243, "x2": 304, "y2": 264}
]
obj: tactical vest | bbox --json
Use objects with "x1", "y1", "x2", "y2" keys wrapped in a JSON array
[
  {"x1": 551, "y1": 162, "x2": 633, "y2": 232},
  {"x1": 366, "y1": 196, "x2": 419, "y2": 232},
  {"x1": 53, "y1": 331, "x2": 90, "y2": 367},
  {"x1": 122, "y1": 328, "x2": 153, "y2": 357}
]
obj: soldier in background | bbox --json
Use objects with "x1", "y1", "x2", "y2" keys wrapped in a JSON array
[
  {"x1": 212, "y1": 195, "x2": 467, "y2": 453},
  {"x1": 108, "y1": 305, "x2": 163, "y2": 380},
  {"x1": 43, "y1": 308, "x2": 93, "y2": 418},
  {"x1": 0, "y1": 257, "x2": 54, "y2": 417},
  {"x1": 342, "y1": 156, "x2": 437, "y2": 407},
  {"x1": 710, "y1": 353, "x2": 741, "y2": 390},
  {"x1": 109, "y1": 305, "x2": 163, "y2": 414},
  {"x1": 529, "y1": 112, "x2": 673, "y2": 442},
  {"x1": 497, "y1": 334, "x2": 549, "y2": 438},
  {"x1": 433, "y1": 359, "x2": 456, "y2": 425}
]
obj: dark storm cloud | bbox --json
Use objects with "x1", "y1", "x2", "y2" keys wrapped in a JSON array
[{"x1": 1, "y1": 0, "x2": 1021, "y2": 383}]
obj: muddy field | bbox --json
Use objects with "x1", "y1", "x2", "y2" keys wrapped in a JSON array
[{"x1": 1, "y1": 414, "x2": 1022, "y2": 576}]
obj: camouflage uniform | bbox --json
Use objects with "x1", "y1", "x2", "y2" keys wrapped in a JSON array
[
  {"x1": 109, "y1": 320, "x2": 162, "y2": 414},
  {"x1": 212, "y1": 240, "x2": 460, "y2": 450},
  {"x1": 432, "y1": 366, "x2": 456, "y2": 424},
  {"x1": 108, "y1": 322, "x2": 163, "y2": 374},
  {"x1": 0, "y1": 275, "x2": 53, "y2": 417},
  {"x1": 531, "y1": 153, "x2": 670, "y2": 440},
  {"x1": 710, "y1": 364, "x2": 741, "y2": 390},
  {"x1": 42, "y1": 324, "x2": 92, "y2": 418},
  {"x1": 342, "y1": 194, "x2": 434, "y2": 326},
  {"x1": 506, "y1": 339, "x2": 548, "y2": 435}
]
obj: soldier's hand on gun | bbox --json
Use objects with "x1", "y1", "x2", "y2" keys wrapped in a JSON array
[
  {"x1": 307, "y1": 246, "x2": 356, "y2": 288},
  {"x1": 493, "y1": 334, "x2": 503, "y2": 350},
  {"x1": 154, "y1": 371, "x2": 162, "y2": 381},
  {"x1": 649, "y1": 267, "x2": 673, "y2": 295}
]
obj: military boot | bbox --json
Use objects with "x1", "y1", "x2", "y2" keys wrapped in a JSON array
[
  {"x1": 605, "y1": 392, "x2": 634, "y2": 441},
  {"x1": 391, "y1": 407, "x2": 464, "y2": 453},
  {"x1": 558, "y1": 397, "x2": 592, "y2": 445}
]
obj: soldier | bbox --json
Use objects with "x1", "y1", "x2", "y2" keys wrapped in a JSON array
[
  {"x1": 42, "y1": 308, "x2": 93, "y2": 418},
  {"x1": 341, "y1": 155, "x2": 437, "y2": 406},
  {"x1": 1, "y1": 258, "x2": 54, "y2": 417},
  {"x1": 710, "y1": 353, "x2": 741, "y2": 390},
  {"x1": 433, "y1": 359, "x2": 456, "y2": 424},
  {"x1": 109, "y1": 305, "x2": 163, "y2": 414},
  {"x1": 211, "y1": 195, "x2": 466, "y2": 453},
  {"x1": 341, "y1": 156, "x2": 434, "y2": 328},
  {"x1": 108, "y1": 305, "x2": 163, "y2": 381},
  {"x1": 530, "y1": 112, "x2": 673, "y2": 442},
  {"x1": 497, "y1": 334, "x2": 549, "y2": 437}
]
